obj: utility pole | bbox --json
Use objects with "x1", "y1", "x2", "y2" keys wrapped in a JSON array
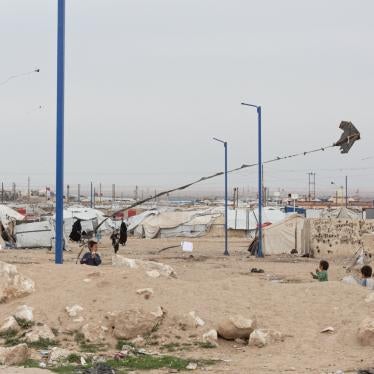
[
  {"x1": 1, "y1": 182, "x2": 4, "y2": 203},
  {"x1": 12, "y1": 183, "x2": 16, "y2": 201},
  {"x1": 90, "y1": 182, "x2": 93, "y2": 208},
  {"x1": 66, "y1": 184, "x2": 70, "y2": 204},
  {"x1": 99, "y1": 183, "x2": 102, "y2": 203},
  {"x1": 345, "y1": 175, "x2": 348, "y2": 208},
  {"x1": 27, "y1": 176, "x2": 30, "y2": 200},
  {"x1": 307, "y1": 172, "x2": 316, "y2": 201},
  {"x1": 112, "y1": 184, "x2": 115, "y2": 202},
  {"x1": 77, "y1": 184, "x2": 80, "y2": 203},
  {"x1": 93, "y1": 187, "x2": 96, "y2": 208}
]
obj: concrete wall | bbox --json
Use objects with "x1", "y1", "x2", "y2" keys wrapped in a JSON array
[{"x1": 306, "y1": 218, "x2": 374, "y2": 257}]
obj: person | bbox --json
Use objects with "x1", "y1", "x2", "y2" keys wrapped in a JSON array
[
  {"x1": 359, "y1": 265, "x2": 374, "y2": 288},
  {"x1": 311, "y1": 260, "x2": 329, "y2": 282},
  {"x1": 80, "y1": 239, "x2": 102, "y2": 266},
  {"x1": 69, "y1": 219, "x2": 82, "y2": 242}
]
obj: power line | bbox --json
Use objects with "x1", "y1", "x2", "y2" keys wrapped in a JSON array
[{"x1": 0, "y1": 68, "x2": 40, "y2": 87}]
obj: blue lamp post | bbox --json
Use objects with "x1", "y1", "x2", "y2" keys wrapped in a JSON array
[
  {"x1": 241, "y1": 103, "x2": 263, "y2": 257},
  {"x1": 55, "y1": 0, "x2": 65, "y2": 264},
  {"x1": 213, "y1": 137, "x2": 229, "y2": 256}
]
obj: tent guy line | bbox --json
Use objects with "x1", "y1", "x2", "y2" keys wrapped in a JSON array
[{"x1": 94, "y1": 121, "x2": 360, "y2": 233}]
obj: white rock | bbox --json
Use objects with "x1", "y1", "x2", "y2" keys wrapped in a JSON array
[
  {"x1": 320, "y1": 326, "x2": 335, "y2": 334},
  {"x1": 150, "y1": 306, "x2": 164, "y2": 318},
  {"x1": 14, "y1": 305, "x2": 34, "y2": 322},
  {"x1": 136, "y1": 288, "x2": 154, "y2": 299},
  {"x1": 25, "y1": 325, "x2": 55, "y2": 343},
  {"x1": 203, "y1": 329, "x2": 218, "y2": 342},
  {"x1": 81, "y1": 356, "x2": 87, "y2": 365},
  {"x1": 146, "y1": 270, "x2": 160, "y2": 278},
  {"x1": 0, "y1": 343, "x2": 30, "y2": 365},
  {"x1": 187, "y1": 362, "x2": 198, "y2": 370},
  {"x1": 0, "y1": 261, "x2": 35, "y2": 303},
  {"x1": 0, "y1": 316, "x2": 20, "y2": 334},
  {"x1": 189, "y1": 311, "x2": 205, "y2": 327},
  {"x1": 248, "y1": 329, "x2": 284, "y2": 348},
  {"x1": 81, "y1": 323, "x2": 107, "y2": 343},
  {"x1": 217, "y1": 315, "x2": 257, "y2": 340},
  {"x1": 113, "y1": 255, "x2": 177, "y2": 277},
  {"x1": 48, "y1": 347, "x2": 71, "y2": 363},
  {"x1": 65, "y1": 304, "x2": 84, "y2": 317}
]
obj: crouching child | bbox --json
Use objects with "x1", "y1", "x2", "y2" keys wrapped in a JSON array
[
  {"x1": 311, "y1": 260, "x2": 329, "y2": 282},
  {"x1": 80, "y1": 239, "x2": 102, "y2": 266}
]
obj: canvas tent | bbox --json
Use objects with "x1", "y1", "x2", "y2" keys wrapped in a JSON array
[
  {"x1": 15, "y1": 219, "x2": 55, "y2": 248},
  {"x1": 263, "y1": 214, "x2": 305, "y2": 255}
]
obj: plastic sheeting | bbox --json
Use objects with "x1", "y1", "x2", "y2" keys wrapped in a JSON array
[
  {"x1": 15, "y1": 220, "x2": 54, "y2": 248},
  {"x1": 0, "y1": 204, "x2": 24, "y2": 227}
]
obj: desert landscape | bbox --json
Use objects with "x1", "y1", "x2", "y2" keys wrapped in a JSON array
[{"x1": 1, "y1": 237, "x2": 374, "y2": 374}]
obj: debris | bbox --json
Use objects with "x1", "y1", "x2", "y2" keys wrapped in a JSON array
[
  {"x1": 0, "y1": 343, "x2": 30, "y2": 365},
  {"x1": 320, "y1": 326, "x2": 335, "y2": 334},
  {"x1": 65, "y1": 304, "x2": 84, "y2": 317},
  {"x1": 217, "y1": 315, "x2": 257, "y2": 340},
  {"x1": 189, "y1": 311, "x2": 205, "y2": 327},
  {"x1": 14, "y1": 305, "x2": 34, "y2": 322},
  {"x1": 0, "y1": 261, "x2": 35, "y2": 303},
  {"x1": 48, "y1": 347, "x2": 71, "y2": 364}
]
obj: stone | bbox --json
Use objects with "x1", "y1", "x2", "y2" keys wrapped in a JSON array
[
  {"x1": 48, "y1": 347, "x2": 71, "y2": 364},
  {"x1": 14, "y1": 305, "x2": 34, "y2": 322},
  {"x1": 151, "y1": 306, "x2": 164, "y2": 318},
  {"x1": 0, "y1": 316, "x2": 20, "y2": 334},
  {"x1": 358, "y1": 318, "x2": 374, "y2": 346},
  {"x1": 217, "y1": 315, "x2": 257, "y2": 340},
  {"x1": 0, "y1": 343, "x2": 30, "y2": 365},
  {"x1": 112, "y1": 255, "x2": 177, "y2": 278},
  {"x1": 113, "y1": 308, "x2": 163, "y2": 340},
  {"x1": 65, "y1": 304, "x2": 84, "y2": 317},
  {"x1": 248, "y1": 329, "x2": 284, "y2": 348},
  {"x1": 25, "y1": 324, "x2": 55, "y2": 343},
  {"x1": 136, "y1": 288, "x2": 154, "y2": 299},
  {"x1": 146, "y1": 270, "x2": 160, "y2": 278},
  {"x1": 131, "y1": 336, "x2": 146, "y2": 348},
  {"x1": 203, "y1": 329, "x2": 218, "y2": 347},
  {"x1": 0, "y1": 261, "x2": 35, "y2": 303},
  {"x1": 189, "y1": 311, "x2": 205, "y2": 327},
  {"x1": 81, "y1": 323, "x2": 107, "y2": 343},
  {"x1": 186, "y1": 362, "x2": 198, "y2": 370}
]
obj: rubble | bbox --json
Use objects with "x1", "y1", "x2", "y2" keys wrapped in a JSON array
[
  {"x1": 0, "y1": 316, "x2": 20, "y2": 334},
  {"x1": 81, "y1": 323, "x2": 108, "y2": 343},
  {"x1": 189, "y1": 311, "x2": 205, "y2": 327},
  {"x1": 25, "y1": 324, "x2": 55, "y2": 343},
  {"x1": 0, "y1": 343, "x2": 30, "y2": 365},
  {"x1": 14, "y1": 305, "x2": 34, "y2": 322},
  {"x1": 248, "y1": 329, "x2": 284, "y2": 348},
  {"x1": 48, "y1": 347, "x2": 72, "y2": 364},
  {"x1": 66, "y1": 304, "x2": 84, "y2": 318}
]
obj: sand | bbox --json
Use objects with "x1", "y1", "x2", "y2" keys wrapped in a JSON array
[{"x1": 0, "y1": 237, "x2": 373, "y2": 373}]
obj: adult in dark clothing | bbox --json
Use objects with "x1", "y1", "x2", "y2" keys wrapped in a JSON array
[
  {"x1": 69, "y1": 219, "x2": 82, "y2": 242},
  {"x1": 119, "y1": 221, "x2": 128, "y2": 246},
  {"x1": 80, "y1": 239, "x2": 102, "y2": 266}
]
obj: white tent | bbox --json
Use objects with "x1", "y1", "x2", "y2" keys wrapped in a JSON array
[
  {"x1": 0, "y1": 205, "x2": 24, "y2": 227},
  {"x1": 263, "y1": 214, "x2": 305, "y2": 255}
]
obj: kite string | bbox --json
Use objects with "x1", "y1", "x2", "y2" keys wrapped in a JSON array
[
  {"x1": 0, "y1": 68, "x2": 40, "y2": 87},
  {"x1": 95, "y1": 144, "x2": 335, "y2": 232}
]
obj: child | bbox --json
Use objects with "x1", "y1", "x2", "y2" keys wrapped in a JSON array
[
  {"x1": 311, "y1": 260, "x2": 329, "y2": 282},
  {"x1": 80, "y1": 239, "x2": 102, "y2": 266},
  {"x1": 359, "y1": 265, "x2": 373, "y2": 288}
]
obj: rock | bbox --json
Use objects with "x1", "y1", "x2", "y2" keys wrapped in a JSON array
[
  {"x1": 217, "y1": 315, "x2": 257, "y2": 340},
  {"x1": 203, "y1": 329, "x2": 218, "y2": 347},
  {"x1": 48, "y1": 347, "x2": 71, "y2": 363},
  {"x1": 189, "y1": 311, "x2": 205, "y2": 327},
  {"x1": 0, "y1": 261, "x2": 35, "y2": 303},
  {"x1": 0, "y1": 316, "x2": 20, "y2": 334},
  {"x1": 113, "y1": 308, "x2": 163, "y2": 340},
  {"x1": 25, "y1": 324, "x2": 55, "y2": 343},
  {"x1": 320, "y1": 326, "x2": 335, "y2": 334},
  {"x1": 112, "y1": 255, "x2": 177, "y2": 278},
  {"x1": 14, "y1": 305, "x2": 34, "y2": 322},
  {"x1": 65, "y1": 304, "x2": 84, "y2": 317},
  {"x1": 358, "y1": 318, "x2": 374, "y2": 346},
  {"x1": 136, "y1": 288, "x2": 154, "y2": 299},
  {"x1": 248, "y1": 329, "x2": 284, "y2": 348},
  {"x1": 0, "y1": 343, "x2": 30, "y2": 365},
  {"x1": 81, "y1": 323, "x2": 107, "y2": 343},
  {"x1": 187, "y1": 362, "x2": 198, "y2": 370},
  {"x1": 146, "y1": 270, "x2": 160, "y2": 278}
]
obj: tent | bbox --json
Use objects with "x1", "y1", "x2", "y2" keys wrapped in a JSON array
[
  {"x1": 263, "y1": 214, "x2": 305, "y2": 255},
  {"x1": 0, "y1": 204, "x2": 24, "y2": 227}
]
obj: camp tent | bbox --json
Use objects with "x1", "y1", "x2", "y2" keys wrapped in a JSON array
[{"x1": 263, "y1": 214, "x2": 305, "y2": 255}]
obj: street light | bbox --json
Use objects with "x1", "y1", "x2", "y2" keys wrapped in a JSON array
[
  {"x1": 213, "y1": 137, "x2": 229, "y2": 256},
  {"x1": 241, "y1": 102, "x2": 263, "y2": 257}
]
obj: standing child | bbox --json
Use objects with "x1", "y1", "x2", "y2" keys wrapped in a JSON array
[
  {"x1": 359, "y1": 265, "x2": 374, "y2": 288},
  {"x1": 311, "y1": 260, "x2": 329, "y2": 282},
  {"x1": 80, "y1": 239, "x2": 102, "y2": 266}
]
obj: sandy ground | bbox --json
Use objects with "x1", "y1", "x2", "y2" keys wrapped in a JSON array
[{"x1": 1, "y1": 237, "x2": 374, "y2": 373}]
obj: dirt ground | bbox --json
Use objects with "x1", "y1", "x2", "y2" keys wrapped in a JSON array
[{"x1": 1, "y1": 237, "x2": 374, "y2": 373}]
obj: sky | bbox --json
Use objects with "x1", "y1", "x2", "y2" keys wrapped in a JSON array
[{"x1": 0, "y1": 0, "x2": 373, "y2": 198}]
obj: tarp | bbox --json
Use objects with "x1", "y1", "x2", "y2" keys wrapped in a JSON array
[
  {"x1": 15, "y1": 220, "x2": 54, "y2": 248},
  {"x1": 319, "y1": 207, "x2": 361, "y2": 219},
  {"x1": 0, "y1": 205, "x2": 24, "y2": 226},
  {"x1": 263, "y1": 214, "x2": 305, "y2": 255},
  {"x1": 228, "y1": 207, "x2": 285, "y2": 230}
]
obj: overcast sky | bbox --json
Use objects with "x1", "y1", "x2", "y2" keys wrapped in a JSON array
[{"x1": 1, "y1": 0, "x2": 373, "y2": 197}]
